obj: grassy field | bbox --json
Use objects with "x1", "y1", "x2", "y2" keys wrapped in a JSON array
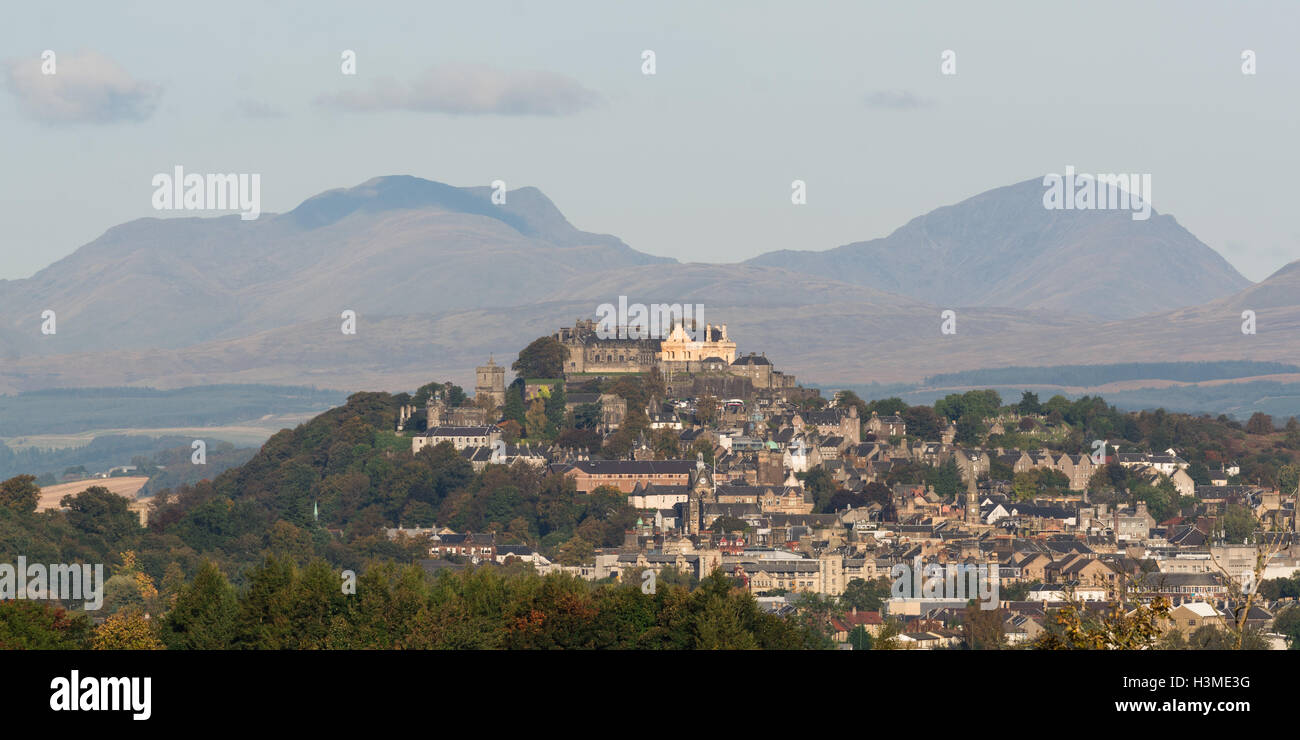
[{"x1": 36, "y1": 476, "x2": 149, "y2": 511}]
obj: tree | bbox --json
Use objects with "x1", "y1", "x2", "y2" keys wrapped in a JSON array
[
  {"x1": 161, "y1": 560, "x2": 238, "y2": 650},
  {"x1": 525, "y1": 398, "x2": 549, "y2": 439},
  {"x1": 867, "y1": 397, "x2": 908, "y2": 416},
  {"x1": 574, "y1": 403, "x2": 601, "y2": 430},
  {"x1": 963, "y1": 604, "x2": 1005, "y2": 650},
  {"x1": 1273, "y1": 606, "x2": 1300, "y2": 649},
  {"x1": 800, "y1": 467, "x2": 836, "y2": 512},
  {"x1": 1017, "y1": 391, "x2": 1042, "y2": 415},
  {"x1": 0, "y1": 601, "x2": 92, "y2": 649},
  {"x1": 544, "y1": 384, "x2": 567, "y2": 433},
  {"x1": 511, "y1": 336, "x2": 568, "y2": 379},
  {"x1": 92, "y1": 612, "x2": 165, "y2": 650},
  {"x1": 926, "y1": 457, "x2": 962, "y2": 497},
  {"x1": 695, "y1": 395, "x2": 718, "y2": 425},
  {"x1": 556, "y1": 428, "x2": 601, "y2": 452},
  {"x1": 954, "y1": 414, "x2": 983, "y2": 446},
  {"x1": 0, "y1": 474, "x2": 40, "y2": 513},
  {"x1": 841, "y1": 577, "x2": 890, "y2": 612},
  {"x1": 503, "y1": 381, "x2": 527, "y2": 429},
  {"x1": 62, "y1": 486, "x2": 140, "y2": 542},
  {"x1": 1034, "y1": 596, "x2": 1171, "y2": 650},
  {"x1": 1245, "y1": 412, "x2": 1274, "y2": 435},
  {"x1": 1221, "y1": 504, "x2": 1256, "y2": 544},
  {"x1": 709, "y1": 516, "x2": 749, "y2": 533},
  {"x1": 650, "y1": 429, "x2": 680, "y2": 460},
  {"x1": 848, "y1": 625, "x2": 873, "y2": 650},
  {"x1": 690, "y1": 439, "x2": 714, "y2": 465},
  {"x1": 902, "y1": 406, "x2": 942, "y2": 441}
]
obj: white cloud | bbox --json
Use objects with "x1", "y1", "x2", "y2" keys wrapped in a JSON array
[
  {"x1": 3, "y1": 50, "x2": 162, "y2": 124},
  {"x1": 315, "y1": 64, "x2": 602, "y2": 116}
]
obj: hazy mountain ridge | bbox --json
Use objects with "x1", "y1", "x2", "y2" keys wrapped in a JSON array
[
  {"x1": 1, "y1": 175, "x2": 1295, "y2": 401},
  {"x1": 745, "y1": 178, "x2": 1252, "y2": 319},
  {"x1": 0, "y1": 176, "x2": 674, "y2": 356}
]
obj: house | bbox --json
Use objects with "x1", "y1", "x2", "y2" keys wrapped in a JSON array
[
  {"x1": 1164, "y1": 601, "x2": 1224, "y2": 634},
  {"x1": 494, "y1": 545, "x2": 552, "y2": 568},
  {"x1": 553, "y1": 459, "x2": 697, "y2": 494},
  {"x1": 461, "y1": 443, "x2": 548, "y2": 472},
  {"x1": 829, "y1": 609, "x2": 885, "y2": 641},
  {"x1": 896, "y1": 631, "x2": 960, "y2": 649},
  {"x1": 413, "y1": 425, "x2": 501, "y2": 453},
  {"x1": 428, "y1": 532, "x2": 497, "y2": 561},
  {"x1": 866, "y1": 412, "x2": 906, "y2": 438}
]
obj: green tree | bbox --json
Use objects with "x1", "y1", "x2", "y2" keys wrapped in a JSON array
[
  {"x1": 1017, "y1": 391, "x2": 1042, "y2": 415},
  {"x1": 512, "y1": 336, "x2": 568, "y2": 379},
  {"x1": 544, "y1": 384, "x2": 567, "y2": 433},
  {"x1": 62, "y1": 486, "x2": 140, "y2": 542},
  {"x1": 161, "y1": 560, "x2": 238, "y2": 650},
  {"x1": 1221, "y1": 504, "x2": 1256, "y2": 544},
  {"x1": 848, "y1": 625, "x2": 873, "y2": 650},
  {"x1": 1273, "y1": 605, "x2": 1300, "y2": 649},
  {"x1": 841, "y1": 577, "x2": 890, "y2": 612},
  {"x1": 503, "y1": 381, "x2": 527, "y2": 429},
  {"x1": 926, "y1": 458, "x2": 963, "y2": 496},
  {"x1": 0, "y1": 601, "x2": 92, "y2": 649}
]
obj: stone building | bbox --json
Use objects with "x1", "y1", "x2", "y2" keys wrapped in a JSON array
[{"x1": 476, "y1": 356, "x2": 506, "y2": 408}]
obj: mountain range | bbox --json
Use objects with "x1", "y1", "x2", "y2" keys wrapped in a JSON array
[{"x1": 1, "y1": 174, "x2": 1296, "y2": 398}]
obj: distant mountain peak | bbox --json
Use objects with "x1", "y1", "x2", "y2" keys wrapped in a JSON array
[
  {"x1": 746, "y1": 176, "x2": 1249, "y2": 319},
  {"x1": 286, "y1": 175, "x2": 528, "y2": 232}
]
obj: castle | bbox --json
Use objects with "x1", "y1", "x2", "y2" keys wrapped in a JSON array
[{"x1": 552, "y1": 317, "x2": 795, "y2": 392}]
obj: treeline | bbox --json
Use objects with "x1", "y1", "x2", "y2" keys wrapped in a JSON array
[
  {"x1": 922, "y1": 361, "x2": 1300, "y2": 389},
  {"x1": 0, "y1": 435, "x2": 193, "y2": 480},
  {"x1": 0, "y1": 559, "x2": 819, "y2": 650}
]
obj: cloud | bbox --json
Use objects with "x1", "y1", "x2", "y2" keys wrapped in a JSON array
[
  {"x1": 863, "y1": 90, "x2": 933, "y2": 110},
  {"x1": 315, "y1": 64, "x2": 602, "y2": 116},
  {"x1": 3, "y1": 50, "x2": 162, "y2": 124},
  {"x1": 237, "y1": 98, "x2": 286, "y2": 119}
]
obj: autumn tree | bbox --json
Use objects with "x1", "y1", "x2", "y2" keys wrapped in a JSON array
[
  {"x1": 0, "y1": 474, "x2": 40, "y2": 513},
  {"x1": 92, "y1": 612, "x2": 165, "y2": 650},
  {"x1": 1245, "y1": 412, "x2": 1274, "y2": 435}
]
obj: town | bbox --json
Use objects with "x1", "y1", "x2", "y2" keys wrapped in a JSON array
[{"x1": 385, "y1": 315, "x2": 1300, "y2": 649}]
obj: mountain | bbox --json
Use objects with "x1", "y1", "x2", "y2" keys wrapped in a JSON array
[
  {"x1": 2, "y1": 176, "x2": 1296, "y2": 400},
  {"x1": 0, "y1": 176, "x2": 672, "y2": 357},
  {"x1": 744, "y1": 178, "x2": 1251, "y2": 319}
]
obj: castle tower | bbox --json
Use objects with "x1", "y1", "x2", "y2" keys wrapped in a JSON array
[
  {"x1": 476, "y1": 356, "x2": 506, "y2": 409},
  {"x1": 687, "y1": 458, "x2": 715, "y2": 537},
  {"x1": 425, "y1": 395, "x2": 446, "y2": 428}
]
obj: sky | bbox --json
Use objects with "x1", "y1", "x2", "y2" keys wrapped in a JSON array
[{"x1": 2, "y1": 0, "x2": 1298, "y2": 282}]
